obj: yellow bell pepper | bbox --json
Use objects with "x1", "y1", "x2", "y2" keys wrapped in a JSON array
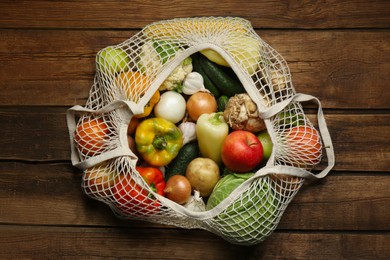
[
  {"x1": 135, "y1": 118, "x2": 183, "y2": 166},
  {"x1": 134, "y1": 90, "x2": 160, "y2": 118}
]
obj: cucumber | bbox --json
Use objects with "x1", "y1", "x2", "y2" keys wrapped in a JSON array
[
  {"x1": 165, "y1": 142, "x2": 200, "y2": 181},
  {"x1": 198, "y1": 54, "x2": 246, "y2": 97},
  {"x1": 191, "y1": 54, "x2": 221, "y2": 98},
  {"x1": 217, "y1": 95, "x2": 229, "y2": 112}
]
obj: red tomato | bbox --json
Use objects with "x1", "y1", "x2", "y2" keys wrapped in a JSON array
[
  {"x1": 285, "y1": 126, "x2": 322, "y2": 167},
  {"x1": 74, "y1": 117, "x2": 110, "y2": 156},
  {"x1": 112, "y1": 169, "x2": 164, "y2": 216}
]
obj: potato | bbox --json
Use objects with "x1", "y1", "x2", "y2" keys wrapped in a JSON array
[{"x1": 185, "y1": 158, "x2": 220, "y2": 197}]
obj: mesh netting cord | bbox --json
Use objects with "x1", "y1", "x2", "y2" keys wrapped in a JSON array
[
  {"x1": 65, "y1": 17, "x2": 336, "y2": 245},
  {"x1": 285, "y1": 93, "x2": 335, "y2": 179},
  {"x1": 256, "y1": 92, "x2": 335, "y2": 179},
  {"x1": 66, "y1": 99, "x2": 142, "y2": 169}
]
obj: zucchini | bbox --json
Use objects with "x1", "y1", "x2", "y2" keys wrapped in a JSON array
[
  {"x1": 165, "y1": 142, "x2": 200, "y2": 181},
  {"x1": 217, "y1": 95, "x2": 229, "y2": 112},
  {"x1": 198, "y1": 54, "x2": 246, "y2": 97},
  {"x1": 192, "y1": 54, "x2": 221, "y2": 98}
]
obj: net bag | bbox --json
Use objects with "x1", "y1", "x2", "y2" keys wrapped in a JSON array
[{"x1": 66, "y1": 17, "x2": 335, "y2": 246}]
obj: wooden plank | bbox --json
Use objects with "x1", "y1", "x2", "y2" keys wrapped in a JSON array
[
  {"x1": 0, "y1": 0, "x2": 389, "y2": 29},
  {"x1": 1, "y1": 107, "x2": 389, "y2": 171},
  {"x1": 0, "y1": 29, "x2": 388, "y2": 108},
  {"x1": 0, "y1": 225, "x2": 389, "y2": 259},
  {"x1": 255, "y1": 232, "x2": 390, "y2": 260},
  {"x1": 0, "y1": 161, "x2": 389, "y2": 231},
  {"x1": 0, "y1": 107, "x2": 71, "y2": 161},
  {"x1": 1, "y1": 1, "x2": 387, "y2": 258},
  {"x1": 263, "y1": 30, "x2": 390, "y2": 110},
  {"x1": 283, "y1": 174, "x2": 390, "y2": 231},
  {"x1": 325, "y1": 114, "x2": 390, "y2": 171}
]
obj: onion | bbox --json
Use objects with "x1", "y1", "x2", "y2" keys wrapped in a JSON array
[
  {"x1": 164, "y1": 175, "x2": 192, "y2": 205},
  {"x1": 154, "y1": 91, "x2": 186, "y2": 124},
  {"x1": 186, "y1": 92, "x2": 217, "y2": 121}
]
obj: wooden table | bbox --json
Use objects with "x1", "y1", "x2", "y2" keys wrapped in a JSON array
[{"x1": 1, "y1": 1, "x2": 389, "y2": 259}]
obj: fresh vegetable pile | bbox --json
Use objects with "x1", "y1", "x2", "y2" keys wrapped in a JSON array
[{"x1": 67, "y1": 17, "x2": 334, "y2": 246}]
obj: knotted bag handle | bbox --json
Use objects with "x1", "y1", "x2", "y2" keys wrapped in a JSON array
[
  {"x1": 190, "y1": 42, "x2": 335, "y2": 180},
  {"x1": 66, "y1": 99, "x2": 142, "y2": 169},
  {"x1": 252, "y1": 93, "x2": 336, "y2": 180}
]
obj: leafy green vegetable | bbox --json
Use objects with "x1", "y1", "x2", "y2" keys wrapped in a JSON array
[
  {"x1": 206, "y1": 173, "x2": 254, "y2": 210},
  {"x1": 206, "y1": 173, "x2": 278, "y2": 243}
]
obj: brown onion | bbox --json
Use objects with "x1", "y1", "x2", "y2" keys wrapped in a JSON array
[
  {"x1": 186, "y1": 92, "x2": 217, "y2": 121},
  {"x1": 164, "y1": 175, "x2": 192, "y2": 205}
]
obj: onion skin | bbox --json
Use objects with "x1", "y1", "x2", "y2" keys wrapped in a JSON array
[
  {"x1": 186, "y1": 92, "x2": 217, "y2": 121},
  {"x1": 154, "y1": 91, "x2": 186, "y2": 124},
  {"x1": 164, "y1": 175, "x2": 192, "y2": 205}
]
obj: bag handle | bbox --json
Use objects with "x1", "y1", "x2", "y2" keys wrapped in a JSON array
[
  {"x1": 66, "y1": 100, "x2": 142, "y2": 169},
  {"x1": 188, "y1": 94, "x2": 335, "y2": 219},
  {"x1": 193, "y1": 43, "x2": 335, "y2": 179},
  {"x1": 156, "y1": 48, "x2": 334, "y2": 216},
  {"x1": 258, "y1": 93, "x2": 335, "y2": 180}
]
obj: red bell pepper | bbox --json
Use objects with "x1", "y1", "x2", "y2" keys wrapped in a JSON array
[{"x1": 113, "y1": 166, "x2": 166, "y2": 215}]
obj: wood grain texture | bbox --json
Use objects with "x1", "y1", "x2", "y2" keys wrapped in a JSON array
[
  {"x1": 0, "y1": 162, "x2": 389, "y2": 231},
  {"x1": 1, "y1": 108, "x2": 389, "y2": 171},
  {"x1": 0, "y1": 0, "x2": 389, "y2": 29},
  {"x1": 0, "y1": 225, "x2": 389, "y2": 259},
  {"x1": 0, "y1": 30, "x2": 389, "y2": 108},
  {"x1": 1, "y1": 0, "x2": 389, "y2": 258}
]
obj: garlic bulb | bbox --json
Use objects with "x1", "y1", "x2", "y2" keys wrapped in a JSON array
[
  {"x1": 178, "y1": 121, "x2": 197, "y2": 146},
  {"x1": 182, "y1": 72, "x2": 210, "y2": 95},
  {"x1": 183, "y1": 190, "x2": 206, "y2": 212}
]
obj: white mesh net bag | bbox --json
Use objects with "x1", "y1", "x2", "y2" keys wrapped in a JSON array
[{"x1": 66, "y1": 17, "x2": 335, "y2": 245}]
